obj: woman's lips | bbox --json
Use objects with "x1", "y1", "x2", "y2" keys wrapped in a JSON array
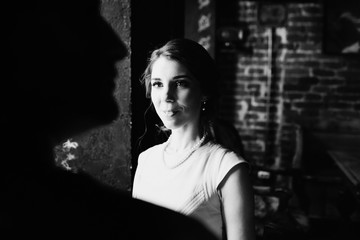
[{"x1": 162, "y1": 110, "x2": 178, "y2": 117}]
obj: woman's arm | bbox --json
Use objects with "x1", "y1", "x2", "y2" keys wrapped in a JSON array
[{"x1": 220, "y1": 164, "x2": 255, "y2": 240}]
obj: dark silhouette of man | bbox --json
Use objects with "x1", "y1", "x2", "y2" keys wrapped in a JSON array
[{"x1": 1, "y1": 1, "x2": 217, "y2": 239}]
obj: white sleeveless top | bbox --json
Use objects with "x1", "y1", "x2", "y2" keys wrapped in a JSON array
[{"x1": 132, "y1": 141, "x2": 246, "y2": 239}]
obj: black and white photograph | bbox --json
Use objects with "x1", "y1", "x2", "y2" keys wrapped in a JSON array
[{"x1": 3, "y1": 1, "x2": 359, "y2": 239}]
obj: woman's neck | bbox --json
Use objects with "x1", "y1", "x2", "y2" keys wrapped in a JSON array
[{"x1": 166, "y1": 128, "x2": 202, "y2": 153}]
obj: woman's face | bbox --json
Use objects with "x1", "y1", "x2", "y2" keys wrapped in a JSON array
[{"x1": 150, "y1": 55, "x2": 203, "y2": 131}]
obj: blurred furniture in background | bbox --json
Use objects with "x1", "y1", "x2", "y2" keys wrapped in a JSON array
[
  {"x1": 251, "y1": 125, "x2": 360, "y2": 239},
  {"x1": 216, "y1": 120, "x2": 360, "y2": 239},
  {"x1": 306, "y1": 132, "x2": 360, "y2": 239},
  {"x1": 252, "y1": 168, "x2": 309, "y2": 240},
  {"x1": 300, "y1": 131, "x2": 360, "y2": 220},
  {"x1": 252, "y1": 125, "x2": 309, "y2": 240},
  {"x1": 328, "y1": 151, "x2": 360, "y2": 203}
]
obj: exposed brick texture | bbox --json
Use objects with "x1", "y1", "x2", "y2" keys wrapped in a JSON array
[{"x1": 217, "y1": 1, "x2": 360, "y2": 169}]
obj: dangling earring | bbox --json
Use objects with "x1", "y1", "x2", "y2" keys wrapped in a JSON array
[{"x1": 202, "y1": 100, "x2": 206, "y2": 112}]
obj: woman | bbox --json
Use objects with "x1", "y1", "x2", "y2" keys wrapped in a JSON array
[{"x1": 132, "y1": 38, "x2": 255, "y2": 240}]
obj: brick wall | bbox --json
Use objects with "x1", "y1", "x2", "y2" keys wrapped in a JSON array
[{"x1": 217, "y1": 1, "x2": 360, "y2": 169}]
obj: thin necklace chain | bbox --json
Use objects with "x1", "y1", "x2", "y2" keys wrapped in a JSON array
[{"x1": 163, "y1": 134, "x2": 207, "y2": 169}]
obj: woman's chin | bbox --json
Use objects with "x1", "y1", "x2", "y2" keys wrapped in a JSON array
[{"x1": 162, "y1": 122, "x2": 180, "y2": 131}]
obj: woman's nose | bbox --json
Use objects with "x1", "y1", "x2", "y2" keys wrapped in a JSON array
[{"x1": 162, "y1": 84, "x2": 175, "y2": 102}]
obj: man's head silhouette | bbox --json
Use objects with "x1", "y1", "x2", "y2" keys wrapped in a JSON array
[{"x1": 4, "y1": 0, "x2": 127, "y2": 145}]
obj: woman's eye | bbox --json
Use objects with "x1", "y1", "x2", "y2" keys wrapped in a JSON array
[
  {"x1": 151, "y1": 81, "x2": 162, "y2": 88},
  {"x1": 175, "y1": 80, "x2": 189, "y2": 88}
]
